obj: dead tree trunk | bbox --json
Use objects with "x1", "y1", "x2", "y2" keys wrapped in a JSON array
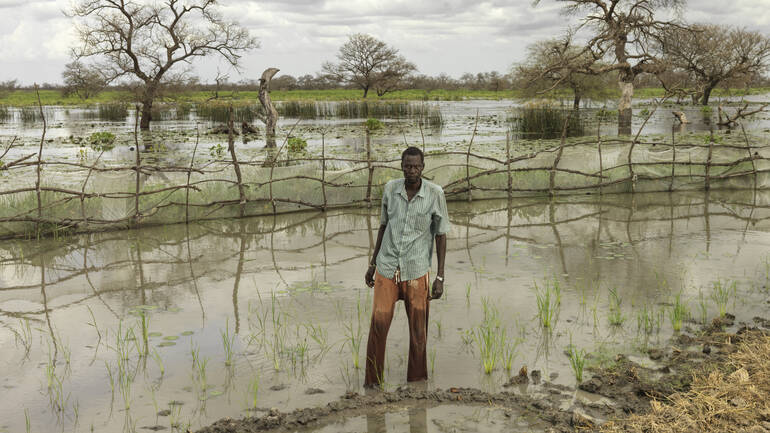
[{"x1": 258, "y1": 68, "x2": 280, "y2": 148}]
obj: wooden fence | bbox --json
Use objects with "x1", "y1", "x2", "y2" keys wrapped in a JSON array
[{"x1": 1, "y1": 109, "x2": 769, "y2": 240}]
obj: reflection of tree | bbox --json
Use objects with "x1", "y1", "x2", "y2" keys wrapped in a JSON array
[{"x1": 2, "y1": 193, "x2": 770, "y2": 325}]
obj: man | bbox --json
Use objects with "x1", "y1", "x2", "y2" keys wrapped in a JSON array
[{"x1": 363, "y1": 146, "x2": 449, "y2": 387}]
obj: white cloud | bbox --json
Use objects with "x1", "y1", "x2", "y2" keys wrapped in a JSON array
[{"x1": 1, "y1": 0, "x2": 769, "y2": 84}]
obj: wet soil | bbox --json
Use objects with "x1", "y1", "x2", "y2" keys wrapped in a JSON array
[{"x1": 196, "y1": 314, "x2": 770, "y2": 433}]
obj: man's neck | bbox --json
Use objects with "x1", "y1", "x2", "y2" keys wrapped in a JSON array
[{"x1": 404, "y1": 178, "x2": 421, "y2": 200}]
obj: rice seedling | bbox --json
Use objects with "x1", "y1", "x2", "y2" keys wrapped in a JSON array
[
  {"x1": 502, "y1": 334, "x2": 523, "y2": 373},
  {"x1": 429, "y1": 349, "x2": 437, "y2": 375},
  {"x1": 636, "y1": 304, "x2": 656, "y2": 335},
  {"x1": 669, "y1": 292, "x2": 690, "y2": 332},
  {"x1": 567, "y1": 336, "x2": 587, "y2": 383},
  {"x1": 473, "y1": 298, "x2": 505, "y2": 374},
  {"x1": 534, "y1": 278, "x2": 561, "y2": 329},
  {"x1": 0, "y1": 105, "x2": 10, "y2": 122},
  {"x1": 465, "y1": 282, "x2": 472, "y2": 302},
  {"x1": 151, "y1": 348, "x2": 165, "y2": 376},
  {"x1": 608, "y1": 287, "x2": 625, "y2": 326},
  {"x1": 698, "y1": 290, "x2": 709, "y2": 324},
  {"x1": 24, "y1": 408, "x2": 30, "y2": 433},
  {"x1": 710, "y1": 279, "x2": 736, "y2": 317},
  {"x1": 220, "y1": 318, "x2": 236, "y2": 366},
  {"x1": 342, "y1": 295, "x2": 365, "y2": 369},
  {"x1": 247, "y1": 376, "x2": 259, "y2": 409}
]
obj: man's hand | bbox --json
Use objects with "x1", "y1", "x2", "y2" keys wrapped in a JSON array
[
  {"x1": 431, "y1": 278, "x2": 444, "y2": 299},
  {"x1": 365, "y1": 265, "x2": 376, "y2": 288}
]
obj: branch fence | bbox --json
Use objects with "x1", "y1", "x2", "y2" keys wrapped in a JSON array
[{"x1": 1, "y1": 109, "x2": 770, "y2": 240}]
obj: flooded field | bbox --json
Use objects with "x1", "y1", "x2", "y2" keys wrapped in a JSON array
[{"x1": 1, "y1": 190, "x2": 770, "y2": 432}]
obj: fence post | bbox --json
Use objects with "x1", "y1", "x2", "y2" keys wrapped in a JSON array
[
  {"x1": 134, "y1": 104, "x2": 141, "y2": 224},
  {"x1": 228, "y1": 106, "x2": 246, "y2": 218},
  {"x1": 34, "y1": 85, "x2": 46, "y2": 239},
  {"x1": 321, "y1": 132, "x2": 327, "y2": 211},
  {"x1": 506, "y1": 131, "x2": 512, "y2": 200},
  {"x1": 365, "y1": 129, "x2": 373, "y2": 208},
  {"x1": 705, "y1": 129, "x2": 714, "y2": 191},
  {"x1": 466, "y1": 111, "x2": 479, "y2": 202},
  {"x1": 628, "y1": 139, "x2": 637, "y2": 194},
  {"x1": 669, "y1": 126, "x2": 676, "y2": 191},
  {"x1": 597, "y1": 118, "x2": 603, "y2": 195},
  {"x1": 741, "y1": 124, "x2": 758, "y2": 191},
  {"x1": 185, "y1": 123, "x2": 200, "y2": 224}
]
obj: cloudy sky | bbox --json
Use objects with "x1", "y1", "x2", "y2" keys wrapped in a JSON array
[{"x1": 1, "y1": 0, "x2": 769, "y2": 85}]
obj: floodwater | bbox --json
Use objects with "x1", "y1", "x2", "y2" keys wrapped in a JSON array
[
  {"x1": 1, "y1": 190, "x2": 770, "y2": 432},
  {"x1": 2, "y1": 99, "x2": 770, "y2": 171}
]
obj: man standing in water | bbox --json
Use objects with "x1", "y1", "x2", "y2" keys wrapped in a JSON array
[{"x1": 364, "y1": 146, "x2": 449, "y2": 387}]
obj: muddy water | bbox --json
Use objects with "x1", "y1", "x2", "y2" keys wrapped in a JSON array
[
  {"x1": 1, "y1": 190, "x2": 770, "y2": 432},
  {"x1": 2, "y1": 99, "x2": 770, "y2": 170}
]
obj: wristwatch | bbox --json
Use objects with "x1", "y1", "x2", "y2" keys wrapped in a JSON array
[{"x1": 436, "y1": 275, "x2": 444, "y2": 282}]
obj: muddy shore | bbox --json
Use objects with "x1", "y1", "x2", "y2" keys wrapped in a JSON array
[{"x1": 195, "y1": 313, "x2": 769, "y2": 433}]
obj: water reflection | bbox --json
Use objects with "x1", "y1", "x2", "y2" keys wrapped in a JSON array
[{"x1": 2, "y1": 190, "x2": 770, "y2": 432}]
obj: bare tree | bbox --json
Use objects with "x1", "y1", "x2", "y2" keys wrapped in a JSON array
[
  {"x1": 535, "y1": 0, "x2": 685, "y2": 132},
  {"x1": 68, "y1": 0, "x2": 258, "y2": 129},
  {"x1": 322, "y1": 34, "x2": 416, "y2": 98},
  {"x1": 0, "y1": 80, "x2": 18, "y2": 99},
  {"x1": 62, "y1": 61, "x2": 107, "y2": 99},
  {"x1": 658, "y1": 24, "x2": 770, "y2": 105},
  {"x1": 514, "y1": 38, "x2": 614, "y2": 108}
]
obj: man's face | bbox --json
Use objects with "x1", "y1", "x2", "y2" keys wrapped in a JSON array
[{"x1": 401, "y1": 154, "x2": 424, "y2": 185}]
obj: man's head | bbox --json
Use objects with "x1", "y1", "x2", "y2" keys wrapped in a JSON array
[{"x1": 401, "y1": 146, "x2": 424, "y2": 185}]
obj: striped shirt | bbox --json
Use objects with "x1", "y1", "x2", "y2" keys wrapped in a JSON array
[{"x1": 375, "y1": 178, "x2": 450, "y2": 281}]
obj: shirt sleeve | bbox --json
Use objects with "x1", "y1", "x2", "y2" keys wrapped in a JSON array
[
  {"x1": 379, "y1": 183, "x2": 389, "y2": 226},
  {"x1": 431, "y1": 187, "x2": 450, "y2": 235}
]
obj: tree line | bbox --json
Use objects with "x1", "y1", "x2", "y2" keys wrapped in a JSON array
[{"x1": 3, "y1": 0, "x2": 770, "y2": 133}]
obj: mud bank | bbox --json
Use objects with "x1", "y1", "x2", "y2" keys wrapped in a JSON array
[{"x1": 195, "y1": 314, "x2": 770, "y2": 433}]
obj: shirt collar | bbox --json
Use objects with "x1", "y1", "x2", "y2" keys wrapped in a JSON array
[{"x1": 398, "y1": 178, "x2": 425, "y2": 200}]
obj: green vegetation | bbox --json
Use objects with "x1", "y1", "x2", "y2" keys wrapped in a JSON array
[
  {"x1": 365, "y1": 118, "x2": 383, "y2": 131},
  {"x1": 88, "y1": 131, "x2": 116, "y2": 151},
  {"x1": 567, "y1": 336, "x2": 587, "y2": 382},
  {"x1": 534, "y1": 278, "x2": 561, "y2": 329},
  {"x1": 669, "y1": 293, "x2": 690, "y2": 332},
  {"x1": 511, "y1": 106, "x2": 585, "y2": 139},
  {"x1": 608, "y1": 287, "x2": 625, "y2": 326},
  {"x1": 287, "y1": 137, "x2": 308, "y2": 153},
  {"x1": 710, "y1": 279, "x2": 736, "y2": 317}
]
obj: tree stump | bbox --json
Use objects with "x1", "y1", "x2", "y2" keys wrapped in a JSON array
[{"x1": 672, "y1": 111, "x2": 689, "y2": 124}]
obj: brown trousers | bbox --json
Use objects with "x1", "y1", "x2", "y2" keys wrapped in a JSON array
[{"x1": 364, "y1": 271, "x2": 430, "y2": 386}]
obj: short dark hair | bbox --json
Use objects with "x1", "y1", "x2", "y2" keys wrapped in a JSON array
[{"x1": 401, "y1": 146, "x2": 424, "y2": 164}]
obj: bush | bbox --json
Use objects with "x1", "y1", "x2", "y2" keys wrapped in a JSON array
[
  {"x1": 287, "y1": 137, "x2": 307, "y2": 153},
  {"x1": 88, "y1": 132, "x2": 116, "y2": 151},
  {"x1": 365, "y1": 118, "x2": 383, "y2": 131}
]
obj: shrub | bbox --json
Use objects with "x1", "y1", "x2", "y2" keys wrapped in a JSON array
[
  {"x1": 287, "y1": 137, "x2": 307, "y2": 153},
  {"x1": 88, "y1": 132, "x2": 116, "y2": 151}
]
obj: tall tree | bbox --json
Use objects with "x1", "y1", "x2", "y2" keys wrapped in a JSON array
[
  {"x1": 536, "y1": 0, "x2": 685, "y2": 132},
  {"x1": 515, "y1": 38, "x2": 613, "y2": 108},
  {"x1": 322, "y1": 34, "x2": 416, "y2": 98},
  {"x1": 658, "y1": 24, "x2": 770, "y2": 105},
  {"x1": 68, "y1": 0, "x2": 258, "y2": 129}
]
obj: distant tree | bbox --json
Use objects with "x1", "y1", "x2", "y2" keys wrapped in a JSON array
[
  {"x1": 271, "y1": 75, "x2": 298, "y2": 90},
  {"x1": 535, "y1": 0, "x2": 685, "y2": 132},
  {"x1": 514, "y1": 38, "x2": 613, "y2": 108},
  {"x1": 0, "y1": 79, "x2": 18, "y2": 99},
  {"x1": 658, "y1": 24, "x2": 770, "y2": 105},
  {"x1": 322, "y1": 34, "x2": 416, "y2": 98},
  {"x1": 67, "y1": 0, "x2": 258, "y2": 129},
  {"x1": 61, "y1": 61, "x2": 107, "y2": 99}
]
